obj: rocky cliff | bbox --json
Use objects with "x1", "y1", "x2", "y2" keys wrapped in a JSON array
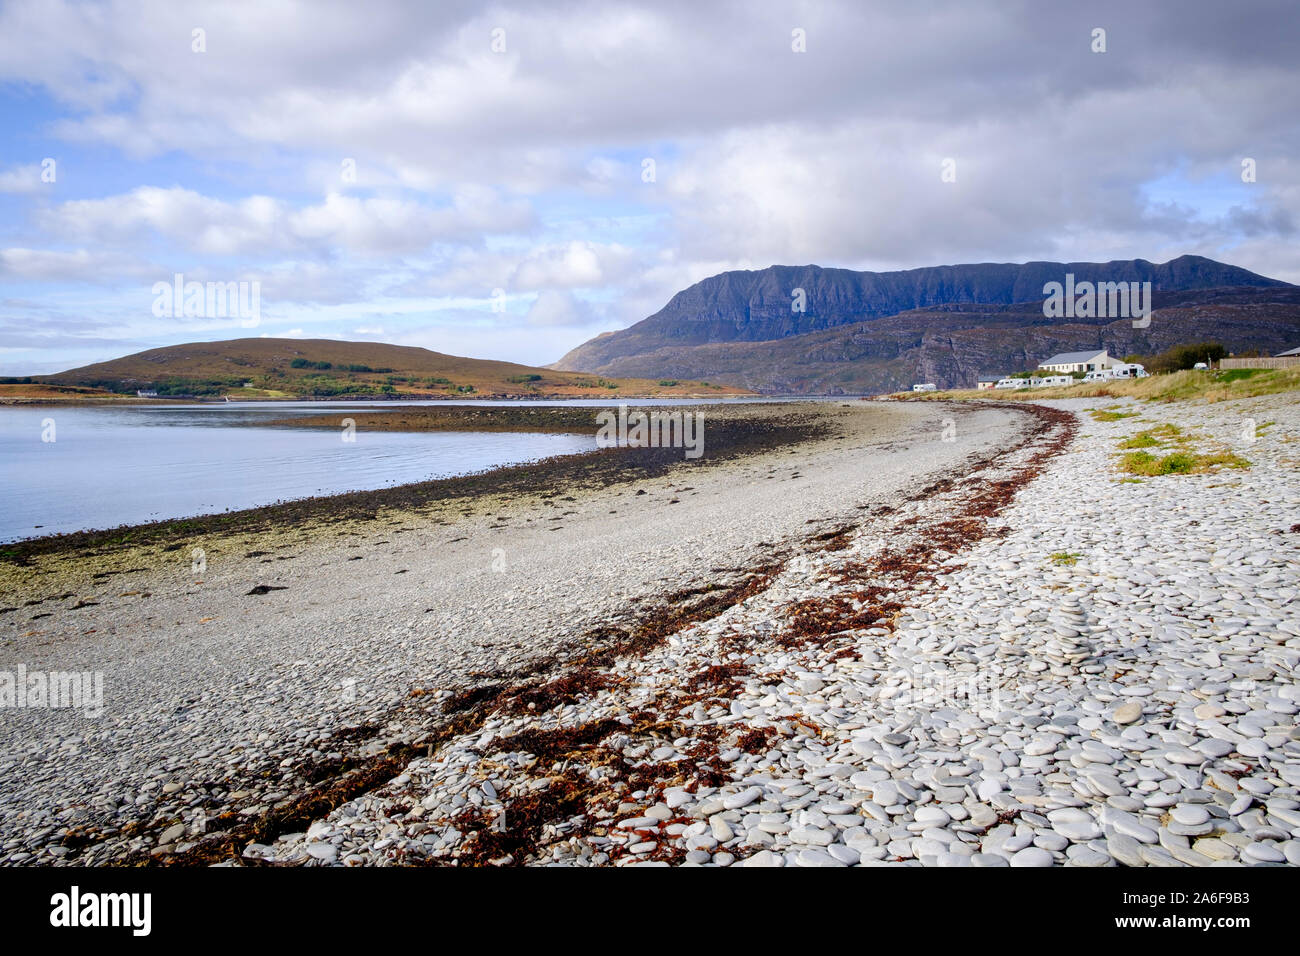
[{"x1": 553, "y1": 256, "x2": 1295, "y2": 392}]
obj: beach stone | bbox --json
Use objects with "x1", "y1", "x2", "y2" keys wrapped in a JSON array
[
  {"x1": 1112, "y1": 701, "x2": 1143, "y2": 724},
  {"x1": 1009, "y1": 846, "x2": 1054, "y2": 867},
  {"x1": 723, "y1": 787, "x2": 763, "y2": 810},
  {"x1": 306, "y1": 843, "x2": 338, "y2": 862},
  {"x1": 1170, "y1": 805, "x2": 1210, "y2": 826},
  {"x1": 1193, "y1": 838, "x2": 1237, "y2": 861},
  {"x1": 1106, "y1": 833, "x2": 1145, "y2": 867},
  {"x1": 1242, "y1": 842, "x2": 1284, "y2": 863}
]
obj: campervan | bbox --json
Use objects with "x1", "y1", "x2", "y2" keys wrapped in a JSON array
[
  {"x1": 911, "y1": 383, "x2": 937, "y2": 392},
  {"x1": 994, "y1": 377, "x2": 1028, "y2": 389},
  {"x1": 1034, "y1": 375, "x2": 1074, "y2": 388},
  {"x1": 1082, "y1": 369, "x2": 1113, "y2": 383},
  {"x1": 1109, "y1": 363, "x2": 1148, "y2": 379}
]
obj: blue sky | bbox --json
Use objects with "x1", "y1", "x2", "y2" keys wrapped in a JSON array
[{"x1": 1, "y1": 0, "x2": 1296, "y2": 375}]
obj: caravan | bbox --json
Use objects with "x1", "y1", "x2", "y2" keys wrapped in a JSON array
[
  {"x1": 1109, "y1": 363, "x2": 1148, "y2": 379},
  {"x1": 1033, "y1": 375, "x2": 1075, "y2": 388}
]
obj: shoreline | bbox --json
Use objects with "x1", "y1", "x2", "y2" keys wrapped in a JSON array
[
  {"x1": 7, "y1": 385, "x2": 1293, "y2": 867},
  {"x1": 0, "y1": 398, "x2": 1036, "y2": 865},
  {"x1": 244, "y1": 388, "x2": 1299, "y2": 868},
  {"x1": 0, "y1": 402, "x2": 826, "y2": 568}
]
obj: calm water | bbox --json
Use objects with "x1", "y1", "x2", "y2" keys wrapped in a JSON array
[{"x1": 0, "y1": 402, "x2": 613, "y2": 542}]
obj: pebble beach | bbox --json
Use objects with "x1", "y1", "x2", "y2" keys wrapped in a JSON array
[
  {"x1": 2, "y1": 392, "x2": 1297, "y2": 867},
  {"x1": 264, "y1": 392, "x2": 1300, "y2": 867}
]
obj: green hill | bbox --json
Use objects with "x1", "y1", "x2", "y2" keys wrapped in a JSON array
[{"x1": 41, "y1": 338, "x2": 746, "y2": 400}]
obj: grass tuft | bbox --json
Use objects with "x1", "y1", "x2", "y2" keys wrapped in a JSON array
[
  {"x1": 1089, "y1": 410, "x2": 1140, "y2": 422},
  {"x1": 1120, "y1": 450, "x2": 1250, "y2": 476}
]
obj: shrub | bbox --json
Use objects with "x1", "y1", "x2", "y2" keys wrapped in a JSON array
[{"x1": 1129, "y1": 342, "x2": 1227, "y2": 374}]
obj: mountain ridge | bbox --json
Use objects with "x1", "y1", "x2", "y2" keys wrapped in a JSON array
[{"x1": 553, "y1": 255, "x2": 1295, "y2": 391}]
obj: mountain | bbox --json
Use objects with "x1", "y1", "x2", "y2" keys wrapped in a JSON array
[
  {"x1": 40, "y1": 338, "x2": 746, "y2": 399},
  {"x1": 553, "y1": 255, "x2": 1296, "y2": 391}
]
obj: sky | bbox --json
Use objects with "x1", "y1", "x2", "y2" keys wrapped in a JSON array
[{"x1": 0, "y1": 0, "x2": 1297, "y2": 375}]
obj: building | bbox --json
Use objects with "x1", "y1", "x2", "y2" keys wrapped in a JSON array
[
  {"x1": 1037, "y1": 349, "x2": 1121, "y2": 375},
  {"x1": 975, "y1": 374, "x2": 1002, "y2": 389},
  {"x1": 136, "y1": 390, "x2": 159, "y2": 398},
  {"x1": 1276, "y1": 346, "x2": 1300, "y2": 357}
]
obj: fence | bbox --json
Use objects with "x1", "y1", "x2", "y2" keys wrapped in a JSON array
[{"x1": 1218, "y1": 356, "x2": 1300, "y2": 370}]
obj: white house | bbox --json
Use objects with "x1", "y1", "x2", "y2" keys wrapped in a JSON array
[
  {"x1": 1037, "y1": 350, "x2": 1122, "y2": 375},
  {"x1": 975, "y1": 374, "x2": 1002, "y2": 390}
]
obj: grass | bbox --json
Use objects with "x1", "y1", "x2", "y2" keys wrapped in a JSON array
[
  {"x1": 1089, "y1": 409, "x2": 1139, "y2": 422},
  {"x1": 1117, "y1": 423, "x2": 1187, "y2": 450},
  {"x1": 1049, "y1": 551, "x2": 1082, "y2": 566},
  {"x1": 1216, "y1": 369, "x2": 1262, "y2": 384},
  {"x1": 1120, "y1": 450, "x2": 1250, "y2": 476},
  {"x1": 899, "y1": 366, "x2": 1300, "y2": 405},
  {"x1": 1115, "y1": 419, "x2": 1250, "y2": 477}
]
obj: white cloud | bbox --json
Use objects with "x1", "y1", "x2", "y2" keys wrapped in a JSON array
[
  {"x1": 525, "y1": 290, "x2": 599, "y2": 327},
  {"x1": 1, "y1": 0, "x2": 1297, "y2": 373},
  {"x1": 0, "y1": 247, "x2": 157, "y2": 283},
  {"x1": 0, "y1": 163, "x2": 45, "y2": 193},
  {"x1": 36, "y1": 186, "x2": 535, "y2": 257}
]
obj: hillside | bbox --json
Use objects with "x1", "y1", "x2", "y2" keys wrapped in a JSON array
[
  {"x1": 559, "y1": 286, "x2": 1300, "y2": 394},
  {"x1": 552, "y1": 255, "x2": 1295, "y2": 391},
  {"x1": 40, "y1": 338, "x2": 747, "y2": 400}
]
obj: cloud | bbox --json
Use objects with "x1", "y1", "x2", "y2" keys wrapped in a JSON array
[
  {"x1": 0, "y1": 247, "x2": 158, "y2": 283},
  {"x1": 2, "y1": 0, "x2": 1299, "y2": 375},
  {"x1": 37, "y1": 186, "x2": 535, "y2": 257},
  {"x1": 0, "y1": 163, "x2": 46, "y2": 193},
  {"x1": 525, "y1": 290, "x2": 599, "y2": 327}
]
